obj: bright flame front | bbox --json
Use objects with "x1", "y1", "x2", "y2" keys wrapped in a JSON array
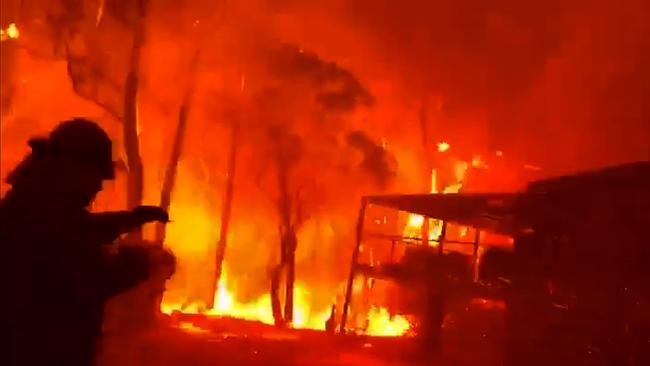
[
  {"x1": 162, "y1": 265, "x2": 337, "y2": 331},
  {"x1": 159, "y1": 186, "x2": 412, "y2": 337},
  {"x1": 366, "y1": 307, "x2": 411, "y2": 337}
]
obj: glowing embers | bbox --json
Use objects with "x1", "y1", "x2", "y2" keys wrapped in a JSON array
[
  {"x1": 437, "y1": 141, "x2": 450, "y2": 152},
  {"x1": 472, "y1": 155, "x2": 488, "y2": 169},
  {"x1": 176, "y1": 321, "x2": 209, "y2": 334},
  {"x1": 1, "y1": 23, "x2": 19, "y2": 42}
]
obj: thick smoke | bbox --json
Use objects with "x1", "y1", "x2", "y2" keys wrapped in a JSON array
[
  {"x1": 268, "y1": 43, "x2": 374, "y2": 112},
  {"x1": 8, "y1": 0, "x2": 647, "y2": 174},
  {"x1": 263, "y1": 0, "x2": 650, "y2": 174},
  {"x1": 346, "y1": 130, "x2": 397, "y2": 189}
]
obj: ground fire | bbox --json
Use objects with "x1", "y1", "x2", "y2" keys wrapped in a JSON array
[{"x1": 1, "y1": 1, "x2": 648, "y2": 366}]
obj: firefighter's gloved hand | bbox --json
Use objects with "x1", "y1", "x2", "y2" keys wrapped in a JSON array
[{"x1": 132, "y1": 205, "x2": 169, "y2": 224}]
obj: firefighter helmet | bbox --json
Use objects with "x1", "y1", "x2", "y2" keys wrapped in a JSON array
[{"x1": 28, "y1": 118, "x2": 115, "y2": 179}]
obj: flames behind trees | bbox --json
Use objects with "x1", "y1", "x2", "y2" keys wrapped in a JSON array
[{"x1": 1, "y1": 0, "x2": 648, "y2": 337}]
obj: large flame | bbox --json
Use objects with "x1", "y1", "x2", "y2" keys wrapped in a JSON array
[
  {"x1": 160, "y1": 197, "x2": 413, "y2": 336},
  {"x1": 403, "y1": 169, "x2": 442, "y2": 243},
  {"x1": 402, "y1": 161, "x2": 468, "y2": 244},
  {"x1": 366, "y1": 307, "x2": 411, "y2": 337},
  {"x1": 162, "y1": 261, "x2": 411, "y2": 336},
  {"x1": 0, "y1": 23, "x2": 19, "y2": 42},
  {"x1": 162, "y1": 265, "x2": 331, "y2": 330},
  {"x1": 158, "y1": 193, "x2": 335, "y2": 330}
]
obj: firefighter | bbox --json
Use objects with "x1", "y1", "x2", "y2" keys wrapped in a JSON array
[{"x1": 0, "y1": 118, "x2": 173, "y2": 366}]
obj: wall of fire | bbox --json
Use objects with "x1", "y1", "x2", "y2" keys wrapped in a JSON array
[{"x1": 2, "y1": 0, "x2": 647, "y2": 330}]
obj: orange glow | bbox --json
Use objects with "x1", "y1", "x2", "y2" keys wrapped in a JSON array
[
  {"x1": 0, "y1": 6, "x2": 537, "y2": 343},
  {"x1": 472, "y1": 155, "x2": 488, "y2": 169},
  {"x1": 523, "y1": 164, "x2": 542, "y2": 171},
  {"x1": 0, "y1": 23, "x2": 19, "y2": 42},
  {"x1": 453, "y1": 160, "x2": 470, "y2": 182},
  {"x1": 176, "y1": 321, "x2": 209, "y2": 334},
  {"x1": 1, "y1": 0, "x2": 645, "y2": 351},
  {"x1": 437, "y1": 141, "x2": 450, "y2": 152},
  {"x1": 470, "y1": 298, "x2": 506, "y2": 311}
]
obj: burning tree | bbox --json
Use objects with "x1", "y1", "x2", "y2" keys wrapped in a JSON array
[
  {"x1": 243, "y1": 44, "x2": 390, "y2": 326},
  {"x1": 207, "y1": 90, "x2": 244, "y2": 310},
  {"x1": 62, "y1": 0, "x2": 149, "y2": 235},
  {"x1": 50, "y1": 0, "x2": 224, "y2": 329},
  {"x1": 13, "y1": 1, "x2": 397, "y2": 331}
]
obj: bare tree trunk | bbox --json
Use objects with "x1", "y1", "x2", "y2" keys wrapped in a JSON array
[
  {"x1": 270, "y1": 264, "x2": 284, "y2": 326},
  {"x1": 277, "y1": 152, "x2": 297, "y2": 324},
  {"x1": 155, "y1": 48, "x2": 200, "y2": 245},
  {"x1": 283, "y1": 227, "x2": 296, "y2": 324},
  {"x1": 105, "y1": 0, "x2": 153, "y2": 337},
  {"x1": 267, "y1": 144, "x2": 297, "y2": 326},
  {"x1": 419, "y1": 98, "x2": 432, "y2": 245},
  {"x1": 122, "y1": 0, "x2": 148, "y2": 241},
  {"x1": 207, "y1": 122, "x2": 239, "y2": 309}
]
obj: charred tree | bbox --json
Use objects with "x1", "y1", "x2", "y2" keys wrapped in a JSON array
[
  {"x1": 207, "y1": 121, "x2": 240, "y2": 309},
  {"x1": 61, "y1": 0, "x2": 148, "y2": 234},
  {"x1": 122, "y1": 0, "x2": 148, "y2": 241},
  {"x1": 101, "y1": 0, "x2": 156, "y2": 334},
  {"x1": 155, "y1": 48, "x2": 200, "y2": 245},
  {"x1": 280, "y1": 138, "x2": 304, "y2": 326},
  {"x1": 259, "y1": 45, "x2": 375, "y2": 327},
  {"x1": 264, "y1": 126, "x2": 302, "y2": 326},
  {"x1": 278, "y1": 171, "x2": 296, "y2": 325},
  {"x1": 419, "y1": 99, "x2": 432, "y2": 245},
  {"x1": 277, "y1": 144, "x2": 292, "y2": 322},
  {"x1": 345, "y1": 131, "x2": 397, "y2": 189},
  {"x1": 269, "y1": 265, "x2": 284, "y2": 326}
]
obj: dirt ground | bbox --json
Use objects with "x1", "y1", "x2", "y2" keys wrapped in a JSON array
[{"x1": 97, "y1": 307, "x2": 505, "y2": 366}]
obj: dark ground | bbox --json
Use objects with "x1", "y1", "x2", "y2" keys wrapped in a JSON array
[{"x1": 97, "y1": 306, "x2": 505, "y2": 366}]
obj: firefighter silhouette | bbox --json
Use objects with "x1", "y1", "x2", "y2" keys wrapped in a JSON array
[{"x1": 0, "y1": 118, "x2": 173, "y2": 366}]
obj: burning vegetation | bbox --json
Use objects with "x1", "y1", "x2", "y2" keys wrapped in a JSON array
[{"x1": 1, "y1": 0, "x2": 648, "y2": 364}]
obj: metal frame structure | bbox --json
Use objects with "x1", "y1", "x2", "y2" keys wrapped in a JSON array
[
  {"x1": 335, "y1": 161, "x2": 649, "y2": 366},
  {"x1": 338, "y1": 196, "x2": 489, "y2": 334}
]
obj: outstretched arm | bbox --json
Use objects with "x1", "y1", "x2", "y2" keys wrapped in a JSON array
[{"x1": 86, "y1": 206, "x2": 169, "y2": 244}]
